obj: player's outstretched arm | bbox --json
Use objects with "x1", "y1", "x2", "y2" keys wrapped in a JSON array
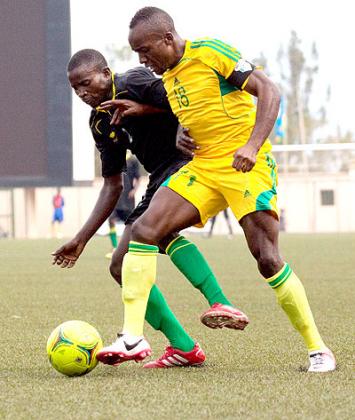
[
  {"x1": 99, "y1": 99, "x2": 168, "y2": 125},
  {"x1": 51, "y1": 173, "x2": 123, "y2": 268}
]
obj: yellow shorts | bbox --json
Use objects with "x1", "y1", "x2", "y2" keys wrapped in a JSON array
[{"x1": 162, "y1": 152, "x2": 279, "y2": 227}]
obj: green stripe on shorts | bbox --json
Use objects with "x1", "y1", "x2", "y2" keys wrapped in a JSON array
[
  {"x1": 256, "y1": 154, "x2": 277, "y2": 211},
  {"x1": 161, "y1": 176, "x2": 171, "y2": 187}
]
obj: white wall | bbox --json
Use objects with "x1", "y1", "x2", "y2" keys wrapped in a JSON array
[
  {"x1": 277, "y1": 174, "x2": 355, "y2": 233},
  {"x1": 1, "y1": 173, "x2": 354, "y2": 239}
]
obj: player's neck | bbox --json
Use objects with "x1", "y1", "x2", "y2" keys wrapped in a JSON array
[{"x1": 171, "y1": 38, "x2": 186, "y2": 68}]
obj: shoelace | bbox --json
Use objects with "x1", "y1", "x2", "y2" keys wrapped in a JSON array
[{"x1": 310, "y1": 353, "x2": 325, "y2": 366}]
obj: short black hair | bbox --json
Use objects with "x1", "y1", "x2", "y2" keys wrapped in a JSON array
[
  {"x1": 129, "y1": 7, "x2": 175, "y2": 31},
  {"x1": 67, "y1": 49, "x2": 108, "y2": 72}
]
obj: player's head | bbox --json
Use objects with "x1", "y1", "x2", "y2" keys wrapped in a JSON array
[
  {"x1": 129, "y1": 7, "x2": 183, "y2": 75},
  {"x1": 67, "y1": 49, "x2": 112, "y2": 107}
]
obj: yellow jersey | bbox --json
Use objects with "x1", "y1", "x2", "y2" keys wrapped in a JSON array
[{"x1": 162, "y1": 38, "x2": 272, "y2": 158}]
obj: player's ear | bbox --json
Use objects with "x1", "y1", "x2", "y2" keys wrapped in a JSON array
[
  {"x1": 102, "y1": 67, "x2": 111, "y2": 78},
  {"x1": 164, "y1": 32, "x2": 174, "y2": 45}
]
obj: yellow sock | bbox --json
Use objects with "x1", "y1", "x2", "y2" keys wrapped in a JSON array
[
  {"x1": 121, "y1": 241, "x2": 159, "y2": 336},
  {"x1": 266, "y1": 263, "x2": 325, "y2": 352}
]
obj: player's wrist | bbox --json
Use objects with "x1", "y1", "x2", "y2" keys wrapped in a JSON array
[
  {"x1": 245, "y1": 137, "x2": 262, "y2": 153},
  {"x1": 73, "y1": 233, "x2": 89, "y2": 246}
]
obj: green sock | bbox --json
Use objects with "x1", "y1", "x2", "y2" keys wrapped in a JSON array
[
  {"x1": 109, "y1": 227, "x2": 118, "y2": 248},
  {"x1": 145, "y1": 285, "x2": 195, "y2": 352},
  {"x1": 167, "y1": 236, "x2": 232, "y2": 306}
]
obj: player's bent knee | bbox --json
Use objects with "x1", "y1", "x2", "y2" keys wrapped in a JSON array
[
  {"x1": 131, "y1": 219, "x2": 162, "y2": 245},
  {"x1": 257, "y1": 253, "x2": 283, "y2": 278}
]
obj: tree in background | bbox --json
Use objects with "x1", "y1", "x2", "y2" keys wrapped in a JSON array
[
  {"x1": 253, "y1": 31, "x2": 355, "y2": 172},
  {"x1": 254, "y1": 31, "x2": 330, "y2": 145},
  {"x1": 277, "y1": 30, "x2": 329, "y2": 145}
]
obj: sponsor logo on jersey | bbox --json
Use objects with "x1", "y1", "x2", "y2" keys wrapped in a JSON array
[{"x1": 243, "y1": 189, "x2": 251, "y2": 198}]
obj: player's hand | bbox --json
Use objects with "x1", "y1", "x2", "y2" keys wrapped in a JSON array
[
  {"x1": 232, "y1": 144, "x2": 258, "y2": 172},
  {"x1": 176, "y1": 126, "x2": 199, "y2": 157},
  {"x1": 51, "y1": 238, "x2": 85, "y2": 269},
  {"x1": 99, "y1": 99, "x2": 152, "y2": 125}
]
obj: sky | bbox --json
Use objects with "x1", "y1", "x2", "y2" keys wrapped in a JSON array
[{"x1": 70, "y1": 0, "x2": 354, "y2": 180}]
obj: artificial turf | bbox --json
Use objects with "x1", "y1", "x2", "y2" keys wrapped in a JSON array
[{"x1": 0, "y1": 234, "x2": 354, "y2": 419}]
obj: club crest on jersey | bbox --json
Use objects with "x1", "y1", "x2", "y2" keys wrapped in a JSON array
[
  {"x1": 109, "y1": 131, "x2": 118, "y2": 142},
  {"x1": 187, "y1": 175, "x2": 197, "y2": 186},
  {"x1": 234, "y1": 59, "x2": 253, "y2": 73}
]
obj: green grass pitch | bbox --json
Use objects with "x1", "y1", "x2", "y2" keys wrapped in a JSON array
[{"x1": 0, "y1": 234, "x2": 354, "y2": 419}]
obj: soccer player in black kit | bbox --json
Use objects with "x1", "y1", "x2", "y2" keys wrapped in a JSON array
[{"x1": 52, "y1": 49, "x2": 248, "y2": 367}]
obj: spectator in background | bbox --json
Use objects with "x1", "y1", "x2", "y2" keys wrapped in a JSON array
[
  {"x1": 106, "y1": 152, "x2": 141, "y2": 258},
  {"x1": 52, "y1": 188, "x2": 64, "y2": 238}
]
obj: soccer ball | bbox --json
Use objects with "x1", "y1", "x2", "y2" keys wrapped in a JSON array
[{"x1": 47, "y1": 320, "x2": 103, "y2": 376}]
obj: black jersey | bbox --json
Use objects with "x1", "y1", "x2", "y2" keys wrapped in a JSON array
[{"x1": 89, "y1": 67, "x2": 187, "y2": 178}]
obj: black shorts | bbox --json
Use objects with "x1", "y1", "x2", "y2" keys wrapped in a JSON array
[
  {"x1": 110, "y1": 208, "x2": 133, "y2": 223},
  {"x1": 125, "y1": 159, "x2": 189, "y2": 225}
]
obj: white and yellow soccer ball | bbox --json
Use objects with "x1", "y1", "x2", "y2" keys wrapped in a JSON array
[{"x1": 47, "y1": 320, "x2": 103, "y2": 376}]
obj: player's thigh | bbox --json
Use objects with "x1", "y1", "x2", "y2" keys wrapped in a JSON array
[
  {"x1": 131, "y1": 186, "x2": 202, "y2": 243},
  {"x1": 162, "y1": 162, "x2": 227, "y2": 227},
  {"x1": 123, "y1": 185, "x2": 179, "y2": 252}
]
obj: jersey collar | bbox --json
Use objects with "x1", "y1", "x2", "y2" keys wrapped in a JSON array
[{"x1": 110, "y1": 70, "x2": 116, "y2": 100}]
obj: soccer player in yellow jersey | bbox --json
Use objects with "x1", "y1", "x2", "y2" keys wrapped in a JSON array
[{"x1": 98, "y1": 6, "x2": 335, "y2": 372}]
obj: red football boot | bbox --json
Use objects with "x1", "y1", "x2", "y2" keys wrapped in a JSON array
[
  {"x1": 144, "y1": 343, "x2": 205, "y2": 368},
  {"x1": 200, "y1": 303, "x2": 249, "y2": 330}
]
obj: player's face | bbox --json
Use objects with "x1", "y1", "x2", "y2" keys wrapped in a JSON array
[
  {"x1": 68, "y1": 65, "x2": 112, "y2": 107},
  {"x1": 129, "y1": 25, "x2": 175, "y2": 75}
]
